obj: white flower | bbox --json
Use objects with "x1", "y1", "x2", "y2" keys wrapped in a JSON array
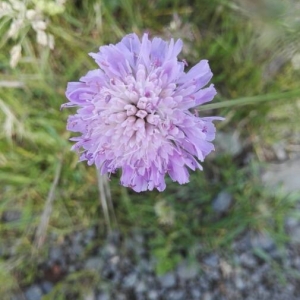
[
  {"x1": 0, "y1": 2, "x2": 13, "y2": 18},
  {"x1": 10, "y1": 0, "x2": 26, "y2": 12},
  {"x1": 7, "y1": 19, "x2": 23, "y2": 38},
  {"x1": 291, "y1": 53, "x2": 300, "y2": 70},
  {"x1": 36, "y1": 29, "x2": 48, "y2": 46},
  {"x1": 26, "y1": 9, "x2": 37, "y2": 20},
  {"x1": 32, "y1": 20, "x2": 47, "y2": 31},
  {"x1": 48, "y1": 33, "x2": 54, "y2": 49},
  {"x1": 10, "y1": 44, "x2": 22, "y2": 68}
]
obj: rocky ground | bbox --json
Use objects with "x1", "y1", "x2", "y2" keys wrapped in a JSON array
[
  {"x1": 6, "y1": 149, "x2": 300, "y2": 300},
  {"x1": 9, "y1": 215, "x2": 300, "y2": 300}
]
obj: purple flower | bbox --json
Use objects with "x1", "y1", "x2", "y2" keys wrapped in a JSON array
[{"x1": 62, "y1": 33, "x2": 223, "y2": 192}]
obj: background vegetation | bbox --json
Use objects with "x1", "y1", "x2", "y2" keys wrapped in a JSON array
[{"x1": 1, "y1": 0, "x2": 300, "y2": 298}]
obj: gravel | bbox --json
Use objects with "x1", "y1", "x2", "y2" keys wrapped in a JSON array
[{"x1": 6, "y1": 216, "x2": 300, "y2": 300}]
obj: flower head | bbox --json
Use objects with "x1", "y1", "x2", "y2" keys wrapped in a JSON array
[{"x1": 63, "y1": 33, "x2": 222, "y2": 192}]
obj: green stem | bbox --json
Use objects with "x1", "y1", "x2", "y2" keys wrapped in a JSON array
[{"x1": 198, "y1": 89, "x2": 300, "y2": 111}]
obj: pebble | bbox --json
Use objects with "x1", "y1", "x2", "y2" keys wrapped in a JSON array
[
  {"x1": 234, "y1": 275, "x2": 246, "y2": 290},
  {"x1": 203, "y1": 254, "x2": 219, "y2": 268},
  {"x1": 71, "y1": 243, "x2": 84, "y2": 256},
  {"x1": 97, "y1": 292, "x2": 110, "y2": 300},
  {"x1": 251, "y1": 232, "x2": 275, "y2": 251},
  {"x1": 24, "y1": 285, "x2": 43, "y2": 300},
  {"x1": 148, "y1": 289, "x2": 160, "y2": 300},
  {"x1": 206, "y1": 269, "x2": 220, "y2": 281},
  {"x1": 212, "y1": 191, "x2": 233, "y2": 214},
  {"x1": 136, "y1": 258, "x2": 153, "y2": 273},
  {"x1": 177, "y1": 262, "x2": 198, "y2": 280},
  {"x1": 49, "y1": 246, "x2": 63, "y2": 261},
  {"x1": 2, "y1": 210, "x2": 21, "y2": 222},
  {"x1": 166, "y1": 290, "x2": 185, "y2": 300},
  {"x1": 40, "y1": 281, "x2": 53, "y2": 294},
  {"x1": 191, "y1": 288, "x2": 202, "y2": 299},
  {"x1": 159, "y1": 272, "x2": 176, "y2": 288},
  {"x1": 214, "y1": 132, "x2": 242, "y2": 156},
  {"x1": 8, "y1": 224, "x2": 300, "y2": 300},
  {"x1": 289, "y1": 226, "x2": 300, "y2": 244},
  {"x1": 202, "y1": 292, "x2": 213, "y2": 300},
  {"x1": 84, "y1": 293, "x2": 95, "y2": 300},
  {"x1": 115, "y1": 293, "x2": 127, "y2": 300},
  {"x1": 123, "y1": 272, "x2": 137, "y2": 288},
  {"x1": 135, "y1": 280, "x2": 147, "y2": 293},
  {"x1": 101, "y1": 244, "x2": 118, "y2": 258},
  {"x1": 239, "y1": 253, "x2": 257, "y2": 269},
  {"x1": 262, "y1": 158, "x2": 300, "y2": 193},
  {"x1": 107, "y1": 230, "x2": 121, "y2": 246},
  {"x1": 85, "y1": 257, "x2": 103, "y2": 271}
]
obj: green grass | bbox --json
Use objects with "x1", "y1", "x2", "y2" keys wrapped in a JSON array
[{"x1": 1, "y1": 0, "x2": 300, "y2": 298}]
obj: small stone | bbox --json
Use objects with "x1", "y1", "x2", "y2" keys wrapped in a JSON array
[
  {"x1": 123, "y1": 272, "x2": 138, "y2": 288},
  {"x1": 159, "y1": 272, "x2": 176, "y2": 288},
  {"x1": 123, "y1": 239, "x2": 134, "y2": 255},
  {"x1": 136, "y1": 259, "x2": 153, "y2": 273},
  {"x1": 73, "y1": 231, "x2": 83, "y2": 243},
  {"x1": 115, "y1": 293, "x2": 127, "y2": 300},
  {"x1": 40, "y1": 281, "x2": 53, "y2": 294},
  {"x1": 289, "y1": 226, "x2": 300, "y2": 245},
  {"x1": 135, "y1": 280, "x2": 147, "y2": 293},
  {"x1": 202, "y1": 292, "x2": 213, "y2": 300},
  {"x1": 2, "y1": 210, "x2": 21, "y2": 222},
  {"x1": 212, "y1": 191, "x2": 233, "y2": 214},
  {"x1": 177, "y1": 262, "x2": 198, "y2": 280},
  {"x1": 262, "y1": 158, "x2": 300, "y2": 193},
  {"x1": 145, "y1": 275, "x2": 157, "y2": 289},
  {"x1": 24, "y1": 285, "x2": 43, "y2": 300},
  {"x1": 234, "y1": 276, "x2": 245, "y2": 290},
  {"x1": 250, "y1": 265, "x2": 267, "y2": 283},
  {"x1": 132, "y1": 229, "x2": 145, "y2": 245},
  {"x1": 206, "y1": 269, "x2": 220, "y2": 281},
  {"x1": 85, "y1": 257, "x2": 103, "y2": 271},
  {"x1": 256, "y1": 285, "x2": 270, "y2": 298},
  {"x1": 101, "y1": 264, "x2": 116, "y2": 280},
  {"x1": 101, "y1": 244, "x2": 118, "y2": 258},
  {"x1": 136, "y1": 293, "x2": 147, "y2": 300},
  {"x1": 239, "y1": 253, "x2": 257, "y2": 269},
  {"x1": 110, "y1": 255, "x2": 120, "y2": 265},
  {"x1": 285, "y1": 217, "x2": 299, "y2": 229},
  {"x1": 292, "y1": 256, "x2": 300, "y2": 268},
  {"x1": 232, "y1": 232, "x2": 251, "y2": 252},
  {"x1": 148, "y1": 290, "x2": 159, "y2": 300},
  {"x1": 199, "y1": 277, "x2": 210, "y2": 290},
  {"x1": 84, "y1": 293, "x2": 95, "y2": 300},
  {"x1": 219, "y1": 259, "x2": 233, "y2": 277},
  {"x1": 97, "y1": 292, "x2": 110, "y2": 300},
  {"x1": 85, "y1": 227, "x2": 96, "y2": 239},
  {"x1": 272, "y1": 142, "x2": 287, "y2": 161},
  {"x1": 191, "y1": 288, "x2": 202, "y2": 299},
  {"x1": 71, "y1": 243, "x2": 84, "y2": 256},
  {"x1": 214, "y1": 132, "x2": 242, "y2": 156},
  {"x1": 68, "y1": 265, "x2": 76, "y2": 273},
  {"x1": 251, "y1": 232, "x2": 275, "y2": 250},
  {"x1": 166, "y1": 290, "x2": 185, "y2": 300},
  {"x1": 203, "y1": 254, "x2": 219, "y2": 268},
  {"x1": 119, "y1": 257, "x2": 133, "y2": 272},
  {"x1": 107, "y1": 230, "x2": 121, "y2": 246},
  {"x1": 49, "y1": 246, "x2": 63, "y2": 262}
]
